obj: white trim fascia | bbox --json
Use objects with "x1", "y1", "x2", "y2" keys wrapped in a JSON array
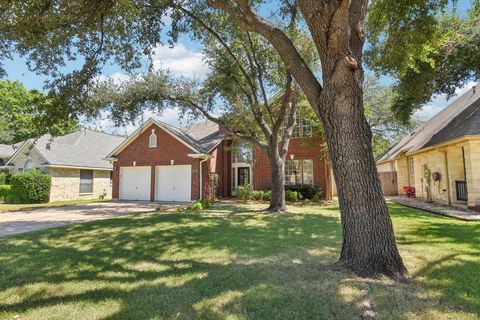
[
  {"x1": 187, "y1": 153, "x2": 212, "y2": 159},
  {"x1": 106, "y1": 118, "x2": 203, "y2": 157},
  {"x1": 40, "y1": 164, "x2": 113, "y2": 171},
  {"x1": 5, "y1": 140, "x2": 49, "y2": 166}
]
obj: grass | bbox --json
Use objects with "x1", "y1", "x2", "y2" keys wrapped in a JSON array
[
  {"x1": 0, "y1": 202, "x2": 479, "y2": 319},
  {"x1": 0, "y1": 198, "x2": 111, "y2": 213}
]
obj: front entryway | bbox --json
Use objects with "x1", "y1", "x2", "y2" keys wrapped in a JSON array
[
  {"x1": 155, "y1": 165, "x2": 192, "y2": 202},
  {"x1": 232, "y1": 164, "x2": 252, "y2": 193},
  {"x1": 119, "y1": 166, "x2": 151, "y2": 201}
]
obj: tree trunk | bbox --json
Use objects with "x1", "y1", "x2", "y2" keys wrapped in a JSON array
[
  {"x1": 267, "y1": 147, "x2": 287, "y2": 212},
  {"x1": 320, "y1": 73, "x2": 407, "y2": 279}
]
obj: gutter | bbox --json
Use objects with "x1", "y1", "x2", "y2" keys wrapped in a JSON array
[{"x1": 188, "y1": 153, "x2": 213, "y2": 200}]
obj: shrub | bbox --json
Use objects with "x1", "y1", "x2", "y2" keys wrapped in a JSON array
[
  {"x1": 201, "y1": 198, "x2": 212, "y2": 209},
  {"x1": 312, "y1": 194, "x2": 321, "y2": 202},
  {"x1": 190, "y1": 201, "x2": 203, "y2": 212},
  {"x1": 285, "y1": 184, "x2": 321, "y2": 200},
  {"x1": 0, "y1": 185, "x2": 13, "y2": 203},
  {"x1": 0, "y1": 172, "x2": 6, "y2": 185},
  {"x1": 10, "y1": 170, "x2": 51, "y2": 203},
  {"x1": 235, "y1": 184, "x2": 254, "y2": 203},
  {"x1": 263, "y1": 190, "x2": 272, "y2": 201},
  {"x1": 285, "y1": 190, "x2": 302, "y2": 202},
  {"x1": 252, "y1": 190, "x2": 264, "y2": 201}
]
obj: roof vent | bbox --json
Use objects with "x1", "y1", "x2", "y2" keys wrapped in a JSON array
[{"x1": 473, "y1": 85, "x2": 476, "y2": 94}]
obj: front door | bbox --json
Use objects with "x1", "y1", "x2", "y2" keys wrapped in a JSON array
[{"x1": 237, "y1": 167, "x2": 250, "y2": 186}]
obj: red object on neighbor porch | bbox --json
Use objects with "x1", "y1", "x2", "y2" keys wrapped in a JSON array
[{"x1": 403, "y1": 186, "x2": 416, "y2": 198}]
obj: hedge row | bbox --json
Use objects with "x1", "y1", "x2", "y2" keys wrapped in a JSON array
[
  {"x1": 9, "y1": 171, "x2": 52, "y2": 203},
  {"x1": 235, "y1": 184, "x2": 322, "y2": 202}
]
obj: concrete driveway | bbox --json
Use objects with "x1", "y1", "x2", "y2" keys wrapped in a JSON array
[{"x1": 0, "y1": 201, "x2": 180, "y2": 237}]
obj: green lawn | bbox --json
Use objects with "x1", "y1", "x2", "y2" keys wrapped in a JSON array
[
  {"x1": 0, "y1": 198, "x2": 111, "y2": 213},
  {"x1": 0, "y1": 202, "x2": 478, "y2": 320}
]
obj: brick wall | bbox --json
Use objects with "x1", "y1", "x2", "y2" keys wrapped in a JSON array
[
  {"x1": 113, "y1": 123, "x2": 201, "y2": 201},
  {"x1": 252, "y1": 135, "x2": 329, "y2": 198},
  {"x1": 205, "y1": 139, "x2": 231, "y2": 198}
]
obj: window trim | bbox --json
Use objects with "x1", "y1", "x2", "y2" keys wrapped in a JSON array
[
  {"x1": 79, "y1": 169, "x2": 94, "y2": 194},
  {"x1": 149, "y1": 129, "x2": 157, "y2": 148},
  {"x1": 285, "y1": 159, "x2": 314, "y2": 185},
  {"x1": 23, "y1": 159, "x2": 34, "y2": 172}
]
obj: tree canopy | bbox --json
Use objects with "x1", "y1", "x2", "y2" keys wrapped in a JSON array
[
  {"x1": 0, "y1": 80, "x2": 79, "y2": 144},
  {"x1": 366, "y1": 0, "x2": 480, "y2": 122}
]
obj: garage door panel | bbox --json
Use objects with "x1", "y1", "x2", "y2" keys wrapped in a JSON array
[
  {"x1": 119, "y1": 166, "x2": 151, "y2": 201},
  {"x1": 156, "y1": 165, "x2": 191, "y2": 202}
]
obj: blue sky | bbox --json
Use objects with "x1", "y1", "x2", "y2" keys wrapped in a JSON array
[{"x1": 2, "y1": 0, "x2": 477, "y2": 134}]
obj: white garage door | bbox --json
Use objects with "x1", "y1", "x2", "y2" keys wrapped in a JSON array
[
  {"x1": 119, "y1": 166, "x2": 151, "y2": 201},
  {"x1": 156, "y1": 165, "x2": 192, "y2": 202}
]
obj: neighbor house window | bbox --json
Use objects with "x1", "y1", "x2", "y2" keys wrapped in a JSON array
[
  {"x1": 149, "y1": 129, "x2": 157, "y2": 148},
  {"x1": 408, "y1": 157, "x2": 415, "y2": 185},
  {"x1": 23, "y1": 160, "x2": 34, "y2": 172},
  {"x1": 79, "y1": 169, "x2": 94, "y2": 193},
  {"x1": 285, "y1": 159, "x2": 314, "y2": 185}
]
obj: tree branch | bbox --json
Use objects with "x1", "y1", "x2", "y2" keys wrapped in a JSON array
[{"x1": 206, "y1": 0, "x2": 323, "y2": 109}]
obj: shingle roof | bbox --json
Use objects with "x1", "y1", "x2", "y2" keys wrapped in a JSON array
[
  {"x1": 0, "y1": 144, "x2": 16, "y2": 158},
  {"x1": 7, "y1": 130, "x2": 125, "y2": 170},
  {"x1": 377, "y1": 85, "x2": 480, "y2": 163},
  {"x1": 108, "y1": 118, "x2": 225, "y2": 157}
]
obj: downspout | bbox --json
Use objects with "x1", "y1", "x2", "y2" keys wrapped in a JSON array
[
  {"x1": 199, "y1": 157, "x2": 209, "y2": 200},
  {"x1": 441, "y1": 149, "x2": 451, "y2": 205}
]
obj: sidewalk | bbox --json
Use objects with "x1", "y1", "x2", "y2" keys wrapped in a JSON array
[{"x1": 387, "y1": 196, "x2": 480, "y2": 221}]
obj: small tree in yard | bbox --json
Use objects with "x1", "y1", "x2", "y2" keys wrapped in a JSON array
[{"x1": 4, "y1": 0, "x2": 467, "y2": 278}]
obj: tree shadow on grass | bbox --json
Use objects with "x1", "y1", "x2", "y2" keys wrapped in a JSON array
[{"x1": 0, "y1": 209, "x2": 361, "y2": 319}]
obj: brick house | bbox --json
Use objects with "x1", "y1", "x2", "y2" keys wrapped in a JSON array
[
  {"x1": 377, "y1": 85, "x2": 480, "y2": 210},
  {"x1": 106, "y1": 118, "x2": 330, "y2": 202}
]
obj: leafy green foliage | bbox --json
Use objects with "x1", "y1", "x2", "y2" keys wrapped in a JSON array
[
  {"x1": 363, "y1": 76, "x2": 422, "y2": 157},
  {"x1": 235, "y1": 184, "x2": 254, "y2": 203},
  {"x1": 190, "y1": 201, "x2": 203, "y2": 212},
  {"x1": 252, "y1": 190, "x2": 265, "y2": 201},
  {"x1": 285, "y1": 190, "x2": 302, "y2": 202},
  {"x1": 201, "y1": 198, "x2": 212, "y2": 209},
  {"x1": 285, "y1": 184, "x2": 321, "y2": 200},
  {"x1": 10, "y1": 171, "x2": 51, "y2": 204},
  {"x1": 0, "y1": 80, "x2": 79, "y2": 144},
  {"x1": 0, "y1": 184, "x2": 12, "y2": 203},
  {"x1": 366, "y1": 1, "x2": 480, "y2": 121},
  {"x1": 0, "y1": 172, "x2": 6, "y2": 185}
]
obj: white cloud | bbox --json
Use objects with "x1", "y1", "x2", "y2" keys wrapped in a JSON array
[
  {"x1": 81, "y1": 108, "x2": 188, "y2": 135},
  {"x1": 413, "y1": 81, "x2": 478, "y2": 120},
  {"x1": 151, "y1": 43, "x2": 208, "y2": 78},
  {"x1": 94, "y1": 72, "x2": 132, "y2": 85}
]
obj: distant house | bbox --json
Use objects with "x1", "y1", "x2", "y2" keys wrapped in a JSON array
[
  {"x1": 377, "y1": 85, "x2": 480, "y2": 211},
  {"x1": 105, "y1": 118, "x2": 330, "y2": 202},
  {"x1": 0, "y1": 130, "x2": 125, "y2": 202}
]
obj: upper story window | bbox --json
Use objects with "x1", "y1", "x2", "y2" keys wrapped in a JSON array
[
  {"x1": 23, "y1": 160, "x2": 34, "y2": 172},
  {"x1": 281, "y1": 114, "x2": 313, "y2": 138},
  {"x1": 233, "y1": 141, "x2": 253, "y2": 164},
  {"x1": 149, "y1": 129, "x2": 157, "y2": 148}
]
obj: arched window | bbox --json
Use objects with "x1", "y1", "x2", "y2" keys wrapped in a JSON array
[
  {"x1": 149, "y1": 129, "x2": 157, "y2": 148},
  {"x1": 23, "y1": 160, "x2": 34, "y2": 172}
]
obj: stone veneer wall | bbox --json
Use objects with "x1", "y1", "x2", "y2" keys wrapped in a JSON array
[{"x1": 50, "y1": 167, "x2": 112, "y2": 202}]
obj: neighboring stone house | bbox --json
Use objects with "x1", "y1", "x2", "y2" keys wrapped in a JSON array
[
  {"x1": 377, "y1": 85, "x2": 480, "y2": 211},
  {"x1": 106, "y1": 118, "x2": 330, "y2": 202},
  {"x1": 0, "y1": 130, "x2": 125, "y2": 202}
]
